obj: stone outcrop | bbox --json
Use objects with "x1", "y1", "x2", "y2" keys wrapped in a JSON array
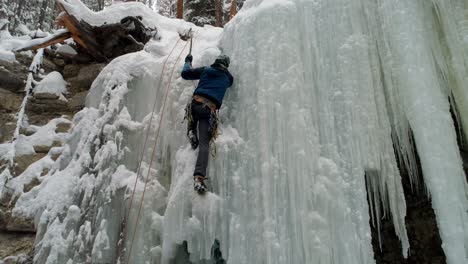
[
  {"x1": 65, "y1": 63, "x2": 106, "y2": 93},
  {"x1": 13, "y1": 153, "x2": 47, "y2": 177},
  {"x1": 0, "y1": 59, "x2": 28, "y2": 93},
  {"x1": 0, "y1": 50, "x2": 108, "y2": 262}
]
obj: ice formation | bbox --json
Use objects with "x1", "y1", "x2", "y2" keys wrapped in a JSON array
[{"x1": 3, "y1": 0, "x2": 468, "y2": 263}]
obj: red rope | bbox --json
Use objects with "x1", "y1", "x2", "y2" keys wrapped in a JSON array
[
  {"x1": 125, "y1": 38, "x2": 181, "y2": 232},
  {"x1": 124, "y1": 39, "x2": 190, "y2": 264},
  {"x1": 115, "y1": 39, "x2": 182, "y2": 263}
]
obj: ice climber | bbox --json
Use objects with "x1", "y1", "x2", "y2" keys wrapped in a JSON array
[{"x1": 181, "y1": 54, "x2": 234, "y2": 194}]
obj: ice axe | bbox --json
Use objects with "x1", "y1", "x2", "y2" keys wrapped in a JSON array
[{"x1": 179, "y1": 28, "x2": 194, "y2": 55}]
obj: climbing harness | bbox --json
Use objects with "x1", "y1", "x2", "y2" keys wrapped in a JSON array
[
  {"x1": 183, "y1": 95, "x2": 220, "y2": 157},
  {"x1": 193, "y1": 94, "x2": 217, "y2": 111},
  {"x1": 122, "y1": 37, "x2": 190, "y2": 264}
]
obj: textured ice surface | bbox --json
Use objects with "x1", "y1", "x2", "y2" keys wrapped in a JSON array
[{"x1": 5, "y1": 0, "x2": 468, "y2": 263}]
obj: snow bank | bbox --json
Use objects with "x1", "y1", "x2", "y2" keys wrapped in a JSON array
[{"x1": 0, "y1": 28, "x2": 28, "y2": 62}]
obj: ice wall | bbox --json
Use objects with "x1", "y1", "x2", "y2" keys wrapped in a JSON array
[
  {"x1": 165, "y1": 0, "x2": 467, "y2": 262},
  {"x1": 214, "y1": 1, "x2": 409, "y2": 263},
  {"x1": 5, "y1": 0, "x2": 468, "y2": 263},
  {"x1": 373, "y1": 1, "x2": 468, "y2": 262}
]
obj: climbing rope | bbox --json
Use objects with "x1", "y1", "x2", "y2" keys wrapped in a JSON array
[
  {"x1": 124, "y1": 37, "x2": 181, "y2": 234},
  {"x1": 124, "y1": 38, "x2": 190, "y2": 264},
  {"x1": 114, "y1": 38, "x2": 182, "y2": 263}
]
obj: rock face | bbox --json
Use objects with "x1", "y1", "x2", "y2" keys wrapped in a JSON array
[
  {"x1": 64, "y1": 63, "x2": 106, "y2": 93},
  {"x1": 0, "y1": 51, "x2": 108, "y2": 262},
  {"x1": 370, "y1": 152, "x2": 446, "y2": 264},
  {"x1": 13, "y1": 153, "x2": 47, "y2": 176},
  {"x1": 0, "y1": 56, "x2": 28, "y2": 143},
  {"x1": 0, "y1": 232, "x2": 35, "y2": 260},
  {"x1": 0, "y1": 59, "x2": 28, "y2": 93}
]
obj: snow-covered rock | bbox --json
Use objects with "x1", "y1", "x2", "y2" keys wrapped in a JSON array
[
  {"x1": 55, "y1": 44, "x2": 77, "y2": 58},
  {"x1": 33, "y1": 72, "x2": 67, "y2": 96}
]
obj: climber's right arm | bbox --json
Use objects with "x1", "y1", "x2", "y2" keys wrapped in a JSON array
[{"x1": 181, "y1": 55, "x2": 205, "y2": 80}]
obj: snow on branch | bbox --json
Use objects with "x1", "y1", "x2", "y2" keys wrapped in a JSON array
[{"x1": 15, "y1": 30, "x2": 72, "y2": 52}]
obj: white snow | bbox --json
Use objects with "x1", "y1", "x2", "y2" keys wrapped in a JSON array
[
  {"x1": 55, "y1": 44, "x2": 77, "y2": 56},
  {"x1": 0, "y1": 29, "x2": 22, "y2": 62},
  {"x1": 58, "y1": 0, "x2": 160, "y2": 28},
  {"x1": 15, "y1": 29, "x2": 69, "y2": 52},
  {"x1": 0, "y1": 117, "x2": 71, "y2": 200},
  {"x1": 3, "y1": 0, "x2": 468, "y2": 264},
  {"x1": 0, "y1": 49, "x2": 15, "y2": 62},
  {"x1": 34, "y1": 71, "x2": 68, "y2": 96},
  {"x1": 16, "y1": 24, "x2": 31, "y2": 36}
]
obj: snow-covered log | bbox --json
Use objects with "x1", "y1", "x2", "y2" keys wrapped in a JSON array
[
  {"x1": 15, "y1": 30, "x2": 72, "y2": 53},
  {"x1": 16, "y1": 0, "x2": 158, "y2": 62},
  {"x1": 54, "y1": 0, "x2": 157, "y2": 62}
]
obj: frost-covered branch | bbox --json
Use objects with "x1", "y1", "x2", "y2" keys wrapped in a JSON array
[{"x1": 15, "y1": 30, "x2": 71, "y2": 52}]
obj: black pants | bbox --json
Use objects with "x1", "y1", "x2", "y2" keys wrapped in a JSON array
[{"x1": 188, "y1": 100, "x2": 214, "y2": 177}]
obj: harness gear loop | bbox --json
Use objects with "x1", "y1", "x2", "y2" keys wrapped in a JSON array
[{"x1": 209, "y1": 110, "x2": 219, "y2": 157}]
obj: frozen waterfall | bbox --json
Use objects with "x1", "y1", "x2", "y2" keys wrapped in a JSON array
[{"x1": 6, "y1": 0, "x2": 468, "y2": 263}]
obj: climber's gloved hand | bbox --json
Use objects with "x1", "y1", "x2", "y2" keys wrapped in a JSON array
[{"x1": 185, "y1": 54, "x2": 193, "y2": 63}]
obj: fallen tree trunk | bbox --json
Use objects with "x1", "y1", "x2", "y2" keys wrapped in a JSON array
[
  {"x1": 57, "y1": 2, "x2": 156, "y2": 62},
  {"x1": 18, "y1": 0, "x2": 157, "y2": 63},
  {"x1": 15, "y1": 30, "x2": 72, "y2": 52}
]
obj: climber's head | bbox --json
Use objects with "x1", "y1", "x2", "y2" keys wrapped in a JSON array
[{"x1": 214, "y1": 54, "x2": 230, "y2": 68}]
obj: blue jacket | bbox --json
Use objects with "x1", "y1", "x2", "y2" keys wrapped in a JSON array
[{"x1": 181, "y1": 62, "x2": 234, "y2": 109}]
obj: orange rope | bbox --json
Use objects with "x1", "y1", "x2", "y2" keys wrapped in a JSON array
[
  {"x1": 124, "y1": 38, "x2": 181, "y2": 232},
  {"x1": 114, "y1": 38, "x2": 182, "y2": 263},
  {"x1": 125, "y1": 39, "x2": 190, "y2": 264}
]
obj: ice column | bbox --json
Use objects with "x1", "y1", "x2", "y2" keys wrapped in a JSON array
[
  {"x1": 376, "y1": 0, "x2": 468, "y2": 263},
  {"x1": 217, "y1": 0, "x2": 409, "y2": 263}
]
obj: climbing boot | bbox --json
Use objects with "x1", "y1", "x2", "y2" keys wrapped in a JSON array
[
  {"x1": 187, "y1": 129, "x2": 199, "y2": 149},
  {"x1": 194, "y1": 175, "x2": 208, "y2": 194}
]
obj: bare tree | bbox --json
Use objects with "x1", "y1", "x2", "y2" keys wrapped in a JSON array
[
  {"x1": 158, "y1": 0, "x2": 176, "y2": 18},
  {"x1": 14, "y1": 0, "x2": 25, "y2": 27},
  {"x1": 229, "y1": 0, "x2": 236, "y2": 21},
  {"x1": 97, "y1": 0, "x2": 105, "y2": 10},
  {"x1": 215, "y1": 0, "x2": 221, "y2": 27},
  {"x1": 177, "y1": 0, "x2": 183, "y2": 19},
  {"x1": 38, "y1": 0, "x2": 50, "y2": 28}
]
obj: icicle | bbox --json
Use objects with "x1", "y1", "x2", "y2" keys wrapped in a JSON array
[{"x1": 376, "y1": 0, "x2": 468, "y2": 262}]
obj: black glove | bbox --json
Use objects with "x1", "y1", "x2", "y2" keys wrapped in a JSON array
[{"x1": 185, "y1": 54, "x2": 193, "y2": 63}]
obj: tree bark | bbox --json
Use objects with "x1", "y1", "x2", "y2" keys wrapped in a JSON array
[
  {"x1": 97, "y1": 0, "x2": 105, "y2": 11},
  {"x1": 177, "y1": 0, "x2": 183, "y2": 19},
  {"x1": 215, "y1": 0, "x2": 222, "y2": 27},
  {"x1": 229, "y1": 0, "x2": 237, "y2": 21},
  {"x1": 38, "y1": 0, "x2": 49, "y2": 29}
]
